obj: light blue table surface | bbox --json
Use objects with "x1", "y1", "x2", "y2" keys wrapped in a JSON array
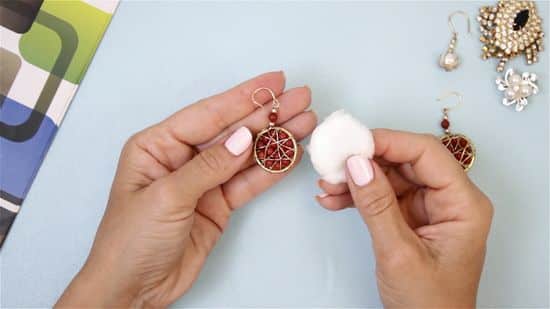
[{"x1": 2, "y1": 1, "x2": 549, "y2": 307}]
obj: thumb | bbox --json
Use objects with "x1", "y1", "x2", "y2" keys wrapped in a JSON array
[
  {"x1": 346, "y1": 155, "x2": 414, "y2": 259},
  {"x1": 160, "y1": 126, "x2": 253, "y2": 208}
]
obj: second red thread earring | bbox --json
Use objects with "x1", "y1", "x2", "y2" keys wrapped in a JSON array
[
  {"x1": 437, "y1": 91, "x2": 476, "y2": 171},
  {"x1": 251, "y1": 88, "x2": 298, "y2": 173}
]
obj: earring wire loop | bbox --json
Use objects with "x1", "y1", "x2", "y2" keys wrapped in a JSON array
[
  {"x1": 448, "y1": 10, "x2": 471, "y2": 35},
  {"x1": 437, "y1": 91, "x2": 463, "y2": 111},
  {"x1": 251, "y1": 87, "x2": 280, "y2": 109}
]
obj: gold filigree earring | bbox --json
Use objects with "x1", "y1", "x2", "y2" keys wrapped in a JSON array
[
  {"x1": 478, "y1": 0, "x2": 545, "y2": 72},
  {"x1": 439, "y1": 11, "x2": 471, "y2": 71},
  {"x1": 437, "y1": 91, "x2": 476, "y2": 171}
]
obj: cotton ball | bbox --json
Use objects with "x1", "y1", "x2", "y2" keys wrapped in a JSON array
[{"x1": 308, "y1": 110, "x2": 374, "y2": 184}]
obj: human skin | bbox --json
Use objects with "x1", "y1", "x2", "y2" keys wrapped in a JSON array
[
  {"x1": 56, "y1": 72, "x2": 492, "y2": 308},
  {"x1": 56, "y1": 72, "x2": 317, "y2": 307},
  {"x1": 317, "y1": 129, "x2": 494, "y2": 308}
]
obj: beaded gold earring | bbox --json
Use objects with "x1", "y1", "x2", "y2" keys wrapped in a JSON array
[
  {"x1": 439, "y1": 11, "x2": 471, "y2": 71},
  {"x1": 251, "y1": 88, "x2": 298, "y2": 173},
  {"x1": 437, "y1": 91, "x2": 476, "y2": 171},
  {"x1": 478, "y1": 0, "x2": 545, "y2": 72}
]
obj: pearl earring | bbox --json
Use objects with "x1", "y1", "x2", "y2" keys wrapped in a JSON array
[
  {"x1": 437, "y1": 91, "x2": 476, "y2": 171},
  {"x1": 496, "y1": 68, "x2": 539, "y2": 112},
  {"x1": 439, "y1": 11, "x2": 471, "y2": 71}
]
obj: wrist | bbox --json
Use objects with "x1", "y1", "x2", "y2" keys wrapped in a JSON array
[{"x1": 56, "y1": 260, "x2": 139, "y2": 308}]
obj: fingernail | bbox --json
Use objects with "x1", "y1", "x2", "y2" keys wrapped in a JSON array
[
  {"x1": 225, "y1": 126, "x2": 252, "y2": 156},
  {"x1": 317, "y1": 193, "x2": 329, "y2": 199},
  {"x1": 346, "y1": 155, "x2": 373, "y2": 186}
]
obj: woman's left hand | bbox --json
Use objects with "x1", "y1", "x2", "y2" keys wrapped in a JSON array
[{"x1": 56, "y1": 71, "x2": 316, "y2": 307}]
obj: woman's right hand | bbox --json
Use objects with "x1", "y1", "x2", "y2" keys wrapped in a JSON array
[{"x1": 317, "y1": 129, "x2": 493, "y2": 308}]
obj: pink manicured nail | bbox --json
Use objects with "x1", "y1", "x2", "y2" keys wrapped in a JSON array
[
  {"x1": 346, "y1": 155, "x2": 373, "y2": 186},
  {"x1": 225, "y1": 127, "x2": 252, "y2": 156},
  {"x1": 317, "y1": 193, "x2": 329, "y2": 199}
]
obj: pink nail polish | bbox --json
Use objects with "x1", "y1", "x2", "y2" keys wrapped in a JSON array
[
  {"x1": 346, "y1": 155, "x2": 373, "y2": 186},
  {"x1": 225, "y1": 127, "x2": 252, "y2": 156},
  {"x1": 317, "y1": 193, "x2": 329, "y2": 199}
]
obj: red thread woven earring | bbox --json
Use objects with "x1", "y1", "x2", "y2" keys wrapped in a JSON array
[
  {"x1": 437, "y1": 91, "x2": 476, "y2": 171},
  {"x1": 251, "y1": 88, "x2": 298, "y2": 173}
]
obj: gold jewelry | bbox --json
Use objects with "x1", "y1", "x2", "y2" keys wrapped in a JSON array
[
  {"x1": 437, "y1": 91, "x2": 476, "y2": 172},
  {"x1": 439, "y1": 11, "x2": 471, "y2": 71},
  {"x1": 251, "y1": 88, "x2": 298, "y2": 173},
  {"x1": 478, "y1": 0, "x2": 545, "y2": 72}
]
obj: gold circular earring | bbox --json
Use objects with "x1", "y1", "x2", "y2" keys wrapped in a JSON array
[
  {"x1": 437, "y1": 91, "x2": 476, "y2": 171},
  {"x1": 439, "y1": 11, "x2": 471, "y2": 71},
  {"x1": 251, "y1": 87, "x2": 298, "y2": 173}
]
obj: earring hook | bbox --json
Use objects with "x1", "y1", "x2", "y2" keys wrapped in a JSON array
[
  {"x1": 448, "y1": 10, "x2": 471, "y2": 35},
  {"x1": 437, "y1": 91, "x2": 463, "y2": 111},
  {"x1": 251, "y1": 87, "x2": 280, "y2": 109}
]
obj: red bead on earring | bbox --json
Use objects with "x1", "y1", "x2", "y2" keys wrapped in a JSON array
[{"x1": 251, "y1": 88, "x2": 298, "y2": 173}]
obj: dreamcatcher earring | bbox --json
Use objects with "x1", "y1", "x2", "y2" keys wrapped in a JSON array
[
  {"x1": 251, "y1": 88, "x2": 298, "y2": 173},
  {"x1": 439, "y1": 11, "x2": 471, "y2": 71},
  {"x1": 437, "y1": 91, "x2": 476, "y2": 171}
]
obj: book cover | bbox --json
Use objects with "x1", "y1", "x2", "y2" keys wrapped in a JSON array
[{"x1": 0, "y1": 0, "x2": 119, "y2": 247}]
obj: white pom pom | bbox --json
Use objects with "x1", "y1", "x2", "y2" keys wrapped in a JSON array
[{"x1": 308, "y1": 110, "x2": 374, "y2": 184}]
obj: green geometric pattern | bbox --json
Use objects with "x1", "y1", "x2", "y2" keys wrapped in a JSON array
[{"x1": 19, "y1": 0, "x2": 111, "y2": 84}]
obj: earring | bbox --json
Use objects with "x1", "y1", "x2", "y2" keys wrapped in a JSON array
[
  {"x1": 437, "y1": 91, "x2": 476, "y2": 171},
  {"x1": 439, "y1": 11, "x2": 471, "y2": 71},
  {"x1": 496, "y1": 68, "x2": 539, "y2": 112},
  {"x1": 478, "y1": 0, "x2": 544, "y2": 72},
  {"x1": 251, "y1": 88, "x2": 298, "y2": 173}
]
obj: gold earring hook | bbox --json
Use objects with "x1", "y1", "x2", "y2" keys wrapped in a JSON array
[
  {"x1": 437, "y1": 91, "x2": 463, "y2": 111},
  {"x1": 448, "y1": 10, "x2": 471, "y2": 36},
  {"x1": 251, "y1": 87, "x2": 280, "y2": 109}
]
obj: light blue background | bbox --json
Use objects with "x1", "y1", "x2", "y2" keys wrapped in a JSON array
[{"x1": 2, "y1": 1, "x2": 549, "y2": 307}]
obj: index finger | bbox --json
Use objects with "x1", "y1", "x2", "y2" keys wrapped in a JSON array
[
  {"x1": 372, "y1": 129, "x2": 467, "y2": 189},
  {"x1": 160, "y1": 71, "x2": 285, "y2": 145}
]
